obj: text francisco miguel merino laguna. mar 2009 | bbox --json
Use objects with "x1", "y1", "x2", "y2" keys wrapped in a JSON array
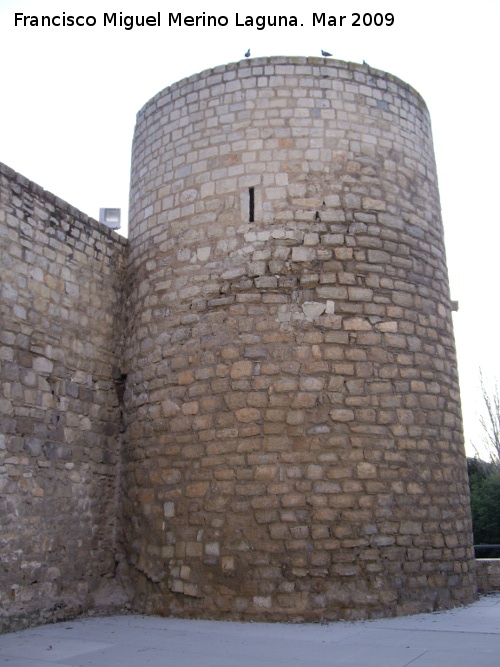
[{"x1": 13, "y1": 11, "x2": 396, "y2": 30}]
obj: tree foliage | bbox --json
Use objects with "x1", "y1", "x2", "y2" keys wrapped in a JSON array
[
  {"x1": 467, "y1": 457, "x2": 500, "y2": 557},
  {"x1": 467, "y1": 373, "x2": 500, "y2": 557}
]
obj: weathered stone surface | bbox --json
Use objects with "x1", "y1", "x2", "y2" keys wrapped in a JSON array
[
  {"x1": 235, "y1": 407, "x2": 261, "y2": 423},
  {"x1": 302, "y1": 301, "x2": 326, "y2": 319},
  {"x1": 0, "y1": 162, "x2": 127, "y2": 632},
  {"x1": 230, "y1": 360, "x2": 253, "y2": 380},
  {"x1": 122, "y1": 57, "x2": 475, "y2": 624},
  {"x1": 162, "y1": 399, "x2": 181, "y2": 416}
]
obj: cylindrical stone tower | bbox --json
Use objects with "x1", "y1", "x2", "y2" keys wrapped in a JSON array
[{"x1": 123, "y1": 57, "x2": 476, "y2": 621}]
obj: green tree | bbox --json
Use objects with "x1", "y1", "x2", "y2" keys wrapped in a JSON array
[{"x1": 467, "y1": 457, "x2": 500, "y2": 557}]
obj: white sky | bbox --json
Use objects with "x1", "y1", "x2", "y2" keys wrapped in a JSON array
[{"x1": 1, "y1": 0, "x2": 499, "y2": 458}]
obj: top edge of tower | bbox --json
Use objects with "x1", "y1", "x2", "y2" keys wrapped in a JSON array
[{"x1": 135, "y1": 56, "x2": 429, "y2": 123}]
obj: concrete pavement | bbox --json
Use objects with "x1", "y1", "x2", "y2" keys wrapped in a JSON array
[{"x1": 1, "y1": 593, "x2": 499, "y2": 666}]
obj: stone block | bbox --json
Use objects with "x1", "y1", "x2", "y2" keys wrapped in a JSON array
[
  {"x1": 299, "y1": 377, "x2": 326, "y2": 391},
  {"x1": 302, "y1": 301, "x2": 325, "y2": 319},
  {"x1": 292, "y1": 246, "x2": 316, "y2": 262},
  {"x1": 32, "y1": 357, "x2": 53, "y2": 374},
  {"x1": 230, "y1": 360, "x2": 253, "y2": 379},
  {"x1": 330, "y1": 409, "x2": 355, "y2": 422},
  {"x1": 235, "y1": 407, "x2": 261, "y2": 423}
]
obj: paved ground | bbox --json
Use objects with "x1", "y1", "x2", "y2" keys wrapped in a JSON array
[{"x1": 1, "y1": 594, "x2": 499, "y2": 666}]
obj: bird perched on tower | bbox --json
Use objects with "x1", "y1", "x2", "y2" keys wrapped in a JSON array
[
  {"x1": 245, "y1": 49, "x2": 251, "y2": 57},
  {"x1": 321, "y1": 50, "x2": 332, "y2": 57}
]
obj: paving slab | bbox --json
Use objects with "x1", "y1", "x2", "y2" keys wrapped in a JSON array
[{"x1": 0, "y1": 593, "x2": 499, "y2": 667}]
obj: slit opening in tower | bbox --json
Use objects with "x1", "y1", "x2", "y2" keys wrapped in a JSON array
[{"x1": 249, "y1": 187, "x2": 255, "y2": 222}]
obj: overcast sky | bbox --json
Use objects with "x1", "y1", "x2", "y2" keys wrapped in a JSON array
[{"x1": 1, "y1": 0, "x2": 499, "y2": 458}]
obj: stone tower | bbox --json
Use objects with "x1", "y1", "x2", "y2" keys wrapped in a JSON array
[{"x1": 123, "y1": 57, "x2": 475, "y2": 621}]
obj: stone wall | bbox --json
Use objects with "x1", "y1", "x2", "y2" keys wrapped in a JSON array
[
  {"x1": 124, "y1": 57, "x2": 476, "y2": 621},
  {"x1": 0, "y1": 56, "x2": 478, "y2": 630},
  {"x1": 476, "y1": 560, "x2": 500, "y2": 593},
  {"x1": 0, "y1": 163, "x2": 128, "y2": 631}
]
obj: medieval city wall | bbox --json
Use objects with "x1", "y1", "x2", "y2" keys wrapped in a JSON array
[
  {"x1": 124, "y1": 57, "x2": 476, "y2": 621},
  {"x1": 0, "y1": 56, "x2": 480, "y2": 631},
  {"x1": 0, "y1": 162, "x2": 128, "y2": 631}
]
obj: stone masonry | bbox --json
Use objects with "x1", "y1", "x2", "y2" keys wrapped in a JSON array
[
  {"x1": 0, "y1": 163, "x2": 127, "y2": 631},
  {"x1": 123, "y1": 57, "x2": 476, "y2": 620},
  {"x1": 0, "y1": 57, "x2": 477, "y2": 630}
]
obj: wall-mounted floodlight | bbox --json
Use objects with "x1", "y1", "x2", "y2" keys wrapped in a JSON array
[{"x1": 99, "y1": 208, "x2": 121, "y2": 230}]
